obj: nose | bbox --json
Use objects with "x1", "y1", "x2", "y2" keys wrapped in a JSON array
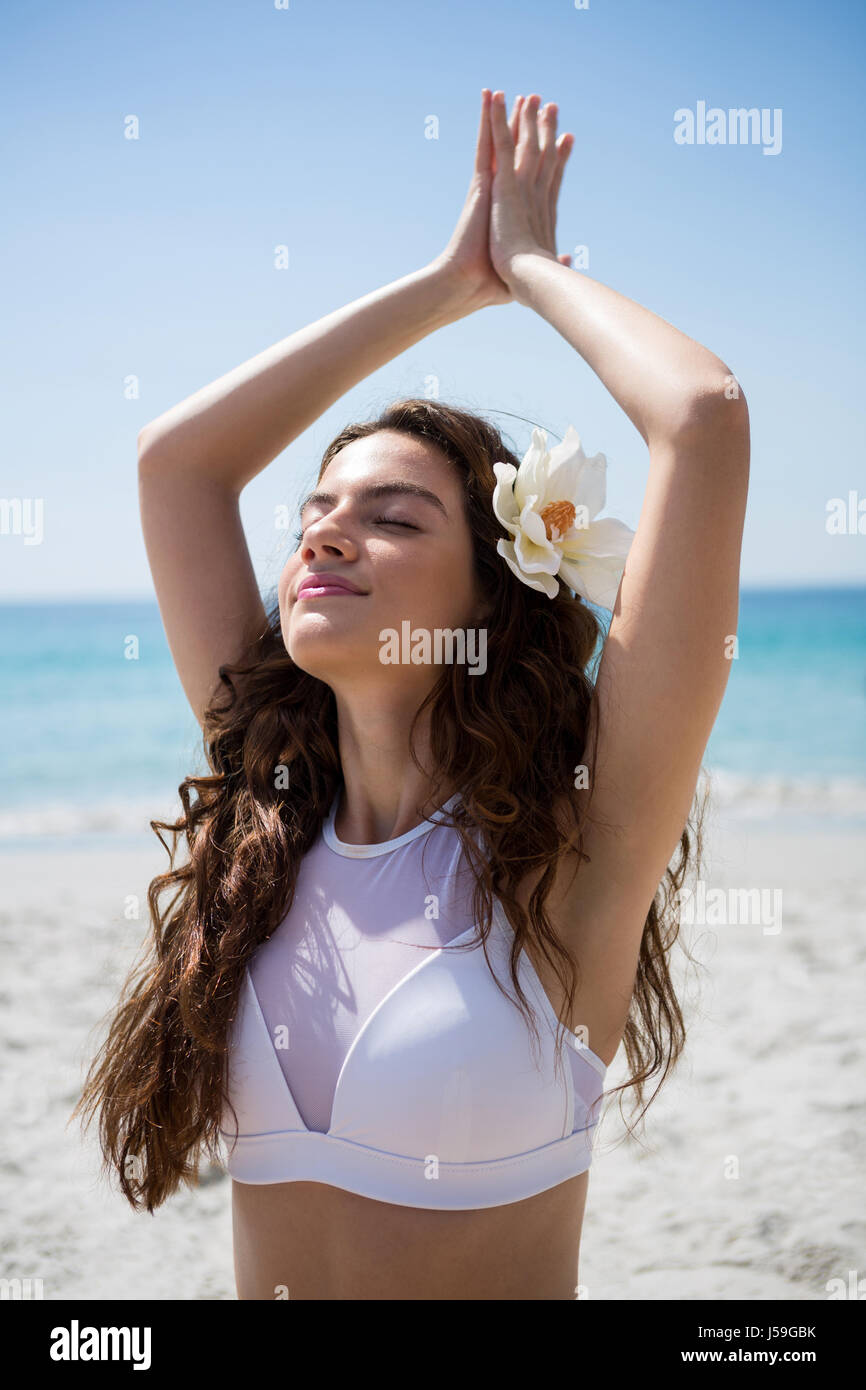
[
  {"x1": 299, "y1": 510, "x2": 356, "y2": 558},
  {"x1": 300, "y1": 531, "x2": 353, "y2": 561}
]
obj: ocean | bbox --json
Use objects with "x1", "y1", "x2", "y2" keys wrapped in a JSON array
[{"x1": 1, "y1": 587, "x2": 864, "y2": 850}]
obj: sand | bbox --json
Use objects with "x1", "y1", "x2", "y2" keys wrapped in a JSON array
[{"x1": 1, "y1": 809, "x2": 863, "y2": 1301}]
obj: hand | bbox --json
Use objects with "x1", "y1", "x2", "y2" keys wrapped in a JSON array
[
  {"x1": 488, "y1": 90, "x2": 574, "y2": 297},
  {"x1": 432, "y1": 90, "x2": 516, "y2": 311}
]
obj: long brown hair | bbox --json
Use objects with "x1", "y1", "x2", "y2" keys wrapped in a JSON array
[{"x1": 73, "y1": 397, "x2": 703, "y2": 1212}]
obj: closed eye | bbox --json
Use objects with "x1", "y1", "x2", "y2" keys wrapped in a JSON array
[{"x1": 292, "y1": 516, "x2": 419, "y2": 547}]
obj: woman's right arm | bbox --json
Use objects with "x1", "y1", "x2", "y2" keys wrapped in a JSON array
[{"x1": 138, "y1": 258, "x2": 481, "y2": 725}]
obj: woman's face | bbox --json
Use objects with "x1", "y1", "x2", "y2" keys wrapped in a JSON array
[{"x1": 278, "y1": 430, "x2": 489, "y2": 695}]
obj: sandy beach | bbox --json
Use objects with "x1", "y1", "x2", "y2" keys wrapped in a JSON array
[{"x1": 1, "y1": 806, "x2": 863, "y2": 1301}]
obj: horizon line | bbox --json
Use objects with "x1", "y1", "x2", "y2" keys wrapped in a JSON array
[{"x1": 2, "y1": 580, "x2": 866, "y2": 606}]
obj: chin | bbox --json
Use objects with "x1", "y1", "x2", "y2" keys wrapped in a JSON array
[{"x1": 285, "y1": 626, "x2": 367, "y2": 681}]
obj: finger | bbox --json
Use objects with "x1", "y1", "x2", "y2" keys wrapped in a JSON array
[
  {"x1": 516, "y1": 93, "x2": 541, "y2": 176},
  {"x1": 538, "y1": 102, "x2": 558, "y2": 185},
  {"x1": 549, "y1": 131, "x2": 573, "y2": 210},
  {"x1": 509, "y1": 93, "x2": 524, "y2": 145},
  {"x1": 534, "y1": 106, "x2": 556, "y2": 248},
  {"x1": 489, "y1": 90, "x2": 516, "y2": 170},
  {"x1": 557, "y1": 253, "x2": 572, "y2": 267},
  {"x1": 474, "y1": 88, "x2": 493, "y2": 177}
]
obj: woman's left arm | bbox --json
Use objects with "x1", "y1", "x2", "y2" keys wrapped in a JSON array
[
  {"x1": 505, "y1": 246, "x2": 747, "y2": 449},
  {"x1": 506, "y1": 248, "x2": 750, "y2": 885},
  {"x1": 488, "y1": 91, "x2": 749, "y2": 1048},
  {"x1": 488, "y1": 84, "x2": 749, "y2": 889}
]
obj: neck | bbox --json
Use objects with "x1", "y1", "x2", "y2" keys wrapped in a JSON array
[{"x1": 330, "y1": 687, "x2": 455, "y2": 844}]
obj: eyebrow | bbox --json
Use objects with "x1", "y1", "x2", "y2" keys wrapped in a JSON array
[{"x1": 298, "y1": 481, "x2": 449, "y2": 520}]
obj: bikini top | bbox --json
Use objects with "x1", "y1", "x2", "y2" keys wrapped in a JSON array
[{"x1": 219, "y1": 788, "x2": 608, "y2": 1210}]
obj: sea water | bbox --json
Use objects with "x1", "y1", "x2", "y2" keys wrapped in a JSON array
[{"x1": 1, "y1": 587, "x2": 864, "y2": 850}]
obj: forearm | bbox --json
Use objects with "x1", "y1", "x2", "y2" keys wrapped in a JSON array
[
  {"x1": 137, "y1": 259, "x2": 476, "y2": 492},
  {"x1": 506, "y1": 253, "x2": 735, "y2": 448}
]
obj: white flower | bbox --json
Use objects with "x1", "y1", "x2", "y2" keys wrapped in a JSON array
[{"x1": 491, "y1": 424, "x2": 634, "y2": 609}]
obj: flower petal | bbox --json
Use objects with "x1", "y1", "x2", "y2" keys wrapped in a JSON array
[
  {"x1": 497, "y1": 538, "x2": 560, "y2": 597},
  {"x1": 571, "y1": 451, "x2": 608, "y2": 521},
  {"x1": 517, "y1": 496, "x2": 554, "y2": 550},
  {"x1": 514, "y1": 525, "x2": 561, "y2": 576},
  {"x1": 513, "y1": 428, "x2": 552, "y2": 513},
  {"x1": 560, "y1": 515, "x2": 635, "y2": 559},
  {"x1": 491, "y1": 461, "x2": 520, "y2": 534},
  {"x1": 542, "y1": 426, "x2": 589, "y2": 505},
  {"x1": 558, "y1": 551, "x2": 627, "y2": 610},
  {"x1": 543, "y1": 425, "x2": 607, "y2": 521}
]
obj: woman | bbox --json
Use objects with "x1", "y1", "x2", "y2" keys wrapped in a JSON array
[{"x1": 75, "y1": 89, "x2": 749, "y2": 1300}]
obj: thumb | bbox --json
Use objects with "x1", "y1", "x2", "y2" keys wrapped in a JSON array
[{"x1": 474, "y1": 89, "x2": 494, "y2": 180}]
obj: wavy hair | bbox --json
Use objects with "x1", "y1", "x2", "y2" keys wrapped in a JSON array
[{"x1": 73, "y1": 397, "x2": 703, "y2": 1212}]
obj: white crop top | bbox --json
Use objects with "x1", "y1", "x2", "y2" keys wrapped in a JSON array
[{"x1": 219, "y1": 788, "x2": 608, "y2": 1209}]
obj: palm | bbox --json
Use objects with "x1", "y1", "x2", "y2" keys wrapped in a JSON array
[
  {"x1": 439, "y1": 90, "x2": 573, "y2": 309},
  {"x1": 440, "y1": 169, "x2": 513, "y2": 307}
]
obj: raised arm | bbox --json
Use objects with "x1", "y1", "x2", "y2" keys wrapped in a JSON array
[
  {"x1": 507, "y1": 247, "x2": 749, "y2": 863},
  {"x1": 136, "y1": 91, "x2": 528, "y2": 725},
  {"x1": 488, "y1": 90, "x2": 749, "y2": 1057},
  {"x1": 138, "y1": 262, "x2": 486, "y2": 724}
]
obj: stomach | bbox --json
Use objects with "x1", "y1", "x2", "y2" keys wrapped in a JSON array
[{"x1": 231, "y1": 1170, "x2": 590, "y2": 1300}]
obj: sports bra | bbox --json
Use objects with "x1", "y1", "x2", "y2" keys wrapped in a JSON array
[{"x1": 219, "y1": 787, "x2": 608, "y2": 1209}]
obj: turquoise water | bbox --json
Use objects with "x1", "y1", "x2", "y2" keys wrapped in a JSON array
[
  {"x1": 703, "y1": 587, "x2": 866, "y2": 780},
  {"x1": 1, "y1": 588, "x2": 864, "y2": 845}
]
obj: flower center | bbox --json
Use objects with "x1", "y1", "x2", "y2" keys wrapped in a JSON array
[{"x1": 539, "y1": 499, "x2": 576, "y2": 541}]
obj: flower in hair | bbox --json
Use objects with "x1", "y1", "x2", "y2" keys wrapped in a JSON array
[{"x1": 491, "y1": 425, "x2": 634, "y2": 608}]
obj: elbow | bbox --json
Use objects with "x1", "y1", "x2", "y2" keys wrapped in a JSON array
[
  {"x1": 137, "y1": 423, "x2": 158, "y2": 463},
  {"x1": 137, "y1": 422, "x2": 177, "y2": 474},
  {"x1": 681, "y1": 360, "x2": 749, "y2": 431},
  {"x1": 661, "y1": 364, "x2": 750, "y2": 494},
  {"x1": 136, "y1": 422, "x2": 167, "y2": 461},
  {"x1": 667, "y1": 363, "x2": 750, "y2": 461}
]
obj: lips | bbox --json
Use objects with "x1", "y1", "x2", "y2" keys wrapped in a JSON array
[{"x1": 296, "y1": 572, "x2": 367, "y2": 599}]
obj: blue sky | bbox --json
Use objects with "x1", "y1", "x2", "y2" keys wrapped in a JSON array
[{"x1": 2, "y1": 0, "x2": 864, "y2": 599}]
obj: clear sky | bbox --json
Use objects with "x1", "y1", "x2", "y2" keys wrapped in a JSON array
[{"x1": 2, "y1": 0, "x2": 864, "y2": 599}]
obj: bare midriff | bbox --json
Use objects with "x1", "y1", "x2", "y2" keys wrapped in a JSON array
[{"x1": 231, "y1": 1170, "x2": 590, "y2": 1300}]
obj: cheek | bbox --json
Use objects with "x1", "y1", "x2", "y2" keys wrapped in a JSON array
[
  {"x1": 278, "y1": 559, "x2": 297, "y2": 605},
  {"x1": 396, "y1": 550, "x2": 476, "y2": 623}
]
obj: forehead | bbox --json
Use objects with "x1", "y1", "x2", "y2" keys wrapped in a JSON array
[
  {"x1": 325, "y1": 430, "x2": 452, "y2": 479},
  {"x1": 301, "y1": 431, "x2": 459, "y2": 516}
]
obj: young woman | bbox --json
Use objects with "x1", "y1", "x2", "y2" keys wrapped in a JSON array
[{"x1": 75, "y1": 89, "x2": 749, "y2": 1300}]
